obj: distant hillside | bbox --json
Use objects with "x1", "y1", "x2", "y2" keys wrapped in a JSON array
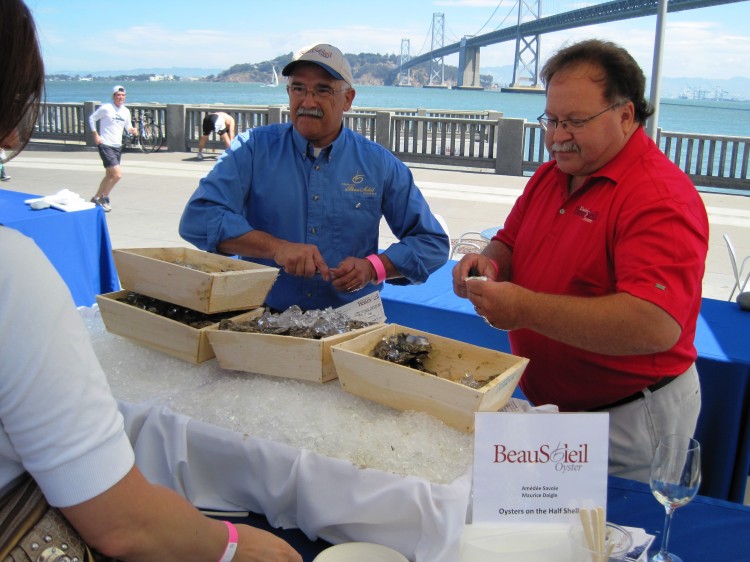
[
  {"x1": 211, "y1": 52, "x2": 495, "y2": 88},
  {"x1": 482, "y1": 65, "x2": 516, "y2": 87},
  {"x1": 48, "y1": 57, "x2": 750, "y2": 99},
  {"x1": 50, "y1": 67, "x2": 222, "y2": 79}
]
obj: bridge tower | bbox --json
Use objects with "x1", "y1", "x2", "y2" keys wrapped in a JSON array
[
  {"x1": 398, "y1": 39, "x2": 412, "y2": 86},
  {"x1": 427, "y1": 13, "x2": 448, "y2": 88},
  {"x1": 457, "y1": 36, "x2": 482, "y2": 90},
  {"x1": 504, "y1": 0, "x2": 545, "y2": 93}
]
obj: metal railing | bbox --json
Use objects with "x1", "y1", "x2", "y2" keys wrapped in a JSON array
[
  {"x1": 390, "y1": 114, "x2": 497, "y2": 169},
  {"x1": 659, "y1": 132, "x2": 750, "y2": 190},
  {"x1": 31, "y1": 101, "x2": 750, "y2": 194},
  {"x1": 35, "y1": 103, "x2": 89, "y2": 142}
]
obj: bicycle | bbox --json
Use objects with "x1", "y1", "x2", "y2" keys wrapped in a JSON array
[{"x1": 122, "y1": 110, "x2": 164, "y2": 153}]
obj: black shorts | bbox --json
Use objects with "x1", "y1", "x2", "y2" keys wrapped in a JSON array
[
  {"x1": 202, "y1": 114, "x2": 220, "y2": 136},
  {"x1": 98, "y1": 144, "x2": 122, "y2": 168}
]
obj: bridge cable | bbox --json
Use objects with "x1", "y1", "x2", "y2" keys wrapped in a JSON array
[
  {"x1": 472, "y1": 1, "x2": 512, "y2": 35},
  {"x1": 414, "y1": 19, "x2": 434, "y2": 57},
  {"x1": 493, "y1": 1, "x2": 522, "y2": 31},
  {"x1": 444, "y1": 24, "x2": 463, "y2": 44}
]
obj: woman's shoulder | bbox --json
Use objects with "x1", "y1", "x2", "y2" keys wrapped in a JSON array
[
  {"x1": 0, "y1": 226, "x2": 34, "y2": 253},
  {"x1": 0, "y1": 227, "x2": 65, "y2": 290}
]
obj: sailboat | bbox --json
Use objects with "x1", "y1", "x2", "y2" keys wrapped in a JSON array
[{"x1": 267, "y1": 65, "x2": 279, "y2": 87}]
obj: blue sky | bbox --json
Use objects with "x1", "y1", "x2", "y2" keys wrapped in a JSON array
[{"x1": 27, "y1": 0, "x2": 750, "y2": 79}]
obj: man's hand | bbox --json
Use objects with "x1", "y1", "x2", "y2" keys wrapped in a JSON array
[
  {"x1": 466, "y1": 279, "x2": 528, "y2": 331},
  {"x1": 452, "y1": 254, "x2": 499, "y2": 298},
  {"x1": 273, "y1": 242, "x2": 329, "y2": 279},
  {"x1": 330, "y1": 257, "x2": 375, "y2": 293}
]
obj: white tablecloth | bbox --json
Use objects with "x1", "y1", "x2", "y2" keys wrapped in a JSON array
[{"x1": 117, "y1": 393, "x2": 471, "y2": 562}]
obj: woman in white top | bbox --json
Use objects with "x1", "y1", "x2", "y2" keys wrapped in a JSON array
[{"x1": 0, "y1": 2, "x2": 301, "y2": 561}]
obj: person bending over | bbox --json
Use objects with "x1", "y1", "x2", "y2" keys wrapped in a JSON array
[{"x1": 197, "y1": 111, "x2": 236, "y2": 160}]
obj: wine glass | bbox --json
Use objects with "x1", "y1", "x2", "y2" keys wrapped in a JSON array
[{"x1": 649, "y1": 434, "x2": 701, "y2": 562}]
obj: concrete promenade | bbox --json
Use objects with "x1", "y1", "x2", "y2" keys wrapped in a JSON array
[{"x1": 5, "y1": 146, "x2": 750, "y2": 302}]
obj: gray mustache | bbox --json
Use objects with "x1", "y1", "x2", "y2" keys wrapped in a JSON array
[
  {"x1": 551, "y1": 142, "x2": 580, "y2": 152},
  {"x1": 297, "y1": 108, "x2": 323, "y2": 118}
]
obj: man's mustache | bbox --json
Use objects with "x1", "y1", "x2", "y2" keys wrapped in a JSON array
[
  {"x1": 297, "y1": 108, "x2": 323, "y2": 118},
  {"x1": 550, "y1": 142, "x2": 580, "y2": 153}
]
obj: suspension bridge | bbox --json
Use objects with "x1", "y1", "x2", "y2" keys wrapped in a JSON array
[{"x1": 395, "y1": 0, "x2": 744, "y2": 91}]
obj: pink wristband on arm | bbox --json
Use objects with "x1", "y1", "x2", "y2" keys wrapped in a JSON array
[
  {"x1": 487, "y1": 258, "x2": 499, "y2": 278},
  {"x1": 366, "y1": 254, "x2": 387, "y2": 284},
  {"x1": 217, "y1": 521, "x2": 238, "y2": 562}
]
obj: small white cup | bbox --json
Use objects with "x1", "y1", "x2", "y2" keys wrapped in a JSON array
[{"x1": 569, "y1": 522, "x2": 632, "y2": 562}]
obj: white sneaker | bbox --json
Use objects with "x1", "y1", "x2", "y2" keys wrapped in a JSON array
[
  {"x1": 91, "y1": 196, "x2": 111, "y2": 212},
  {"x1": 196, "y1": 152, "x2": 204, "y2": 160}
]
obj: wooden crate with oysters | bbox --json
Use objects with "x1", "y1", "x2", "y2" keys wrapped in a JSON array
[
  {"x1": 331, "y1": 324, "x2": 529, "y2": 432},
  {"x1": 207, "y1": 306, "x2": 382, "y2": 383},
  {"x1": 112, "y1": 247, "x2": 279, "y2": 313},
  {"x1": 97, "y1": 247, "x2": 276, "y2": 363}
]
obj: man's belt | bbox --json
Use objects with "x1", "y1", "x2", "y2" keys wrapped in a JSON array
[{"x1": 589, "y1": 376, "x2": 677, "y2": 411}]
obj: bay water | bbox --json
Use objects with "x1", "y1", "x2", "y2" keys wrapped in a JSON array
[{"x1": 45, "y1": 80, "x2": 750, "y2": 137}]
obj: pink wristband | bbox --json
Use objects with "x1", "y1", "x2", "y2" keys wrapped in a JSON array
[
  {"x1": 366, "y1": 254, "x2": 387, "y2": 285},
  {"x1": 487, "y1": 259, "x2": 499, "y2": 278},
  {"x1": 217, "y1": 521, "x2": 238, "y2": 562}
]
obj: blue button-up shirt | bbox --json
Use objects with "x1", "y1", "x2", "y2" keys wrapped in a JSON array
[{"x1": 179, "y1": 123, "x2": 449, "y2": 311}]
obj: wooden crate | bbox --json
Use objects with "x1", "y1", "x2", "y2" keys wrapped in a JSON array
[
  {"x1": 96, "y1": 290, "x2": 262, "y2": 364},
  {"x1": 207, "y1": 313, "x2": 383, "y2": 383},
  {"x1": 113, "y1": 247, "x2": 278, "y2": 314},
  {"x1": 330, "y1": 324, "x2": 529, "y2": 432}
]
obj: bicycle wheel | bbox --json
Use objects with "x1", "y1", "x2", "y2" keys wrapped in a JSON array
[{"x1": 139, "y1": 122, "x2": 163, "y2": 153}]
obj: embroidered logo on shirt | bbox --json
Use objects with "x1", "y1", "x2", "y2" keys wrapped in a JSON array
[
  {"x1": 343, "y1": 171, "x2": 376, "y2": 195},
  {"x1": 574, "y1": 205, "x2": 599, "y2": 223}
]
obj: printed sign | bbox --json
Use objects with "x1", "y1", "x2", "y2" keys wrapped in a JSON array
[
  {"x1": 472, "y1": 412, "x2": 609, "y2": 524},
  {"x1": 335, "y1": 290, "x2": 387, "y2": 324}
]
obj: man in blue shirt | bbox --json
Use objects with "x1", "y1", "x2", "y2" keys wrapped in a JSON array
[{"x1": 179, "y1": 43, "x2": 449, "y2": 312}]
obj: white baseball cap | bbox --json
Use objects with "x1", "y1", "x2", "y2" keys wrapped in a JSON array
[
  {"x1": 112, "y1": 85, "x2": 126, "y2": 94},
  {"x1": 282, "y1": 43, "x2": 353, "y2": 87}
]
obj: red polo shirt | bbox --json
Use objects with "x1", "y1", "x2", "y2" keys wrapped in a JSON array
[{"x1": 496, "y1": 127, "x2": 709, "y2": 411}]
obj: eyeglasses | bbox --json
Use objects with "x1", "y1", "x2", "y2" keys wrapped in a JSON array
[
  {"x1": 286, "y1": 84, "x2": 349, "y2": 100},
  {"x1": 537, "y1": 103, "x2": 620, "y2": 132}
]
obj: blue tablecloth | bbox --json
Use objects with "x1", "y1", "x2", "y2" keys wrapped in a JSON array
[
  {"x1": 692, "y1": 298, "x2": 750, "y2": 502},
  {"x1": 480, "y1": 226, "x2": 501, "y2": 241},
  {"x1": 381, "y1": 260, "x2": 750, "y2": 503},
  {"x1": 607, "y1": 476, "x2": 750, "y2": 562},
  {"x1": 0, "y1": 189, "x2": 119, "y2": 307}
]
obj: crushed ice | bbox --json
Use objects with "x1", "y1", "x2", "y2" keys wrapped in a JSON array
[{"x1": 82, "y1": 308, "x2": 473, "y2": 484}]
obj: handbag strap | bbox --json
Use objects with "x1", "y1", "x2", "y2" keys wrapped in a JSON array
[
  {"x1": 0, "y1": 474, "x2": 124, "y2": 562},
  {"x1": 0, "y1": 473, "x2": 48, "y2": 558}
]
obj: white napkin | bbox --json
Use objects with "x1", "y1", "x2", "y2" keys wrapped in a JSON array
[
  {"x1": 25, "y1": 189, "x2": 96, "y2": 212},
  {"x1": 500, "y1": 397, "x2": 559, "y2": 413}
]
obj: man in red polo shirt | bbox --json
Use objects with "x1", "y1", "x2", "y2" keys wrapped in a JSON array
[{"x1": 453, "y1": 39, "x2": 708, "y2": 482}]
